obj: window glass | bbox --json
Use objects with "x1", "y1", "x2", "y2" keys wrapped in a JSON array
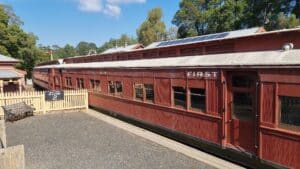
[
  {"x1": 232, "y1": 92, "x2": 253, "y2": 120},
  {"x1": 90, "y1": 79, "x2": 95, "y2": 89},
  {"x1": 80, "y1": 79, "x2": 85, "y2": 89},
  {"x1": 173, "y1": 86, "x2": 186, "y2": 108},
  {"x1": 77, "y1": 78, "x2": 83, "y2": 89},
  {"x1": 145, "y1": 84, "x2": 154, "y2": 102},
  {"x1": 190, "y1": 88, "x2": 206, "y2": 111},
  {"x1": 232, "y1": 76, "x2": 253, "y2": 88},
  {"x1": 109, "y1": 81, "x2": 115, "y2": 94},
  {"x1": 116, "y1": 81, "x2": 122, "y2": 94},
  {"x1": 95, "y1": 80, "x2": 101, "y2": 91},
  {"x1": 68, "y1": 77, "x2": 72, "y2": 86},
  {"x1": 135, "y1": 83, "x2": 143, "y2": 101},
  {"x1": 280, "y1": 96, "x2": 300, "y2": 129},
  {"x1": 65, "y1": 77, "x2": 68, "y2": 86}
]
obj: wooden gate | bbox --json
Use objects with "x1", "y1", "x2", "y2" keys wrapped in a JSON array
[{"x1": 0, "y1": 89, "x2": 88, "y2": 116}]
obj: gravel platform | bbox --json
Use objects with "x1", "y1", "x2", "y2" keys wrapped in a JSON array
[{"x1": 6, "y1": 112, "x2": 208, "y2": 169}]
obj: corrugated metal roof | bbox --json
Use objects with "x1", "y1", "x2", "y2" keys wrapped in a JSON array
[
  {"x1": 35, "y1": 49, "x2": 300, "y2": 69},
  {"x1": 146, "y1": 27, "x2": 264, "y2": 49},
  {"x1": 0, "y1": 70, "x2": 21, "y2": 79},
  {"x1": 102, "y1": 44, "x2": 143, "y2": 54},
  {"x1": 0, "y1": 54, "x2": 19, "y2": 62}
]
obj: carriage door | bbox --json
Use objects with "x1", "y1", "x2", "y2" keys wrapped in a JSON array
[{"x1": 227, "y1": 73, "x2": 257, "y2": 154}]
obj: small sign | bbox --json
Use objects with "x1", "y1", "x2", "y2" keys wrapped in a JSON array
[
  {"x1": 186, "y1": 71, "x2": 219, "y2": 79},
  {"x1": 45, "y1": 91, "x2": 64, "y2": 101}
]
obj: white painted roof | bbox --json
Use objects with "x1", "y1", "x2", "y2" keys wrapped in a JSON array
[
  {"x1": 0, "y1": 54, "x2": 19, "y2": 62},
  {"x1": 0, "y1": 70, "x2": 21, "y2": 78},
  {"x1": 35, "y1": 49, "x2": 300, "y2": 69},
  {"x1": 102, "y1": 44, "x2": 142, "y2": 54},
  {"x1": 145, "y1": 27, "x2": 264, "y2": 49}
]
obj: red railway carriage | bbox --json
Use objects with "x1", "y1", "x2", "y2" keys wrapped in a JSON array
[{"x1": 33, "y1": 28, "x2": 300, "y2": 169}]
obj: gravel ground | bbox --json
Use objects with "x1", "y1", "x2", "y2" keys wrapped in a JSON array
[{"x1": 6, "y1": 112, "x2": 207, "y2": 169}]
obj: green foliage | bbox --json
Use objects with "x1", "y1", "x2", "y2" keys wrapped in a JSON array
[
  {"x1": 166, "y1": 27, "x2": 178, "y2": 40},
  {"x1": 276, "y1": 13, "x2": 300, "y2": 29},
  {"x1": 0, "y1": 4, "x2": 41, "y2": 78},
  {"x1": 76, "y1": 41, "x2": 97, "y2": 56},
  {"x1": 137, "y1": 7, "x2": 166, "y2": 46},
  {"x1": 52, "y1": 44, "x2": 77, "y2": 59},
  {"x1": 173, "y1": 0, "x2": 300, "y2": 38},
  {"x1": 97, "y1": 34, "x2": 137, "y2": 53}
]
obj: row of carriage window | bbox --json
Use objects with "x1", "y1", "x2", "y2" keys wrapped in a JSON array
[
  {"x1": 65, "y1": 77, "x2": 300, "y2": 130},
  {"x1": 65, "y1": 77, "x2": 207, "y2": 112}
]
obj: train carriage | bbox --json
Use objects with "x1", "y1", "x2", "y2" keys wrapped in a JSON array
[{"x1": 33, "y1": 28, "x2": 300, "y2": 169}]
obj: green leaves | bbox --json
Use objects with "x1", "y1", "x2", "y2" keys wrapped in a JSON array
[
  {"x1": 172, "y1": 0, "x2": 300, "y2": 38},
  {"x1": 0, "y1": 4, "x2": 40, "y2": 78},
  {"x1": 97, "y1": 34, "x2": 137, "y2": 53},
  {"x1": 137, "y1": 7, "x2": 166, "y2": 46}
]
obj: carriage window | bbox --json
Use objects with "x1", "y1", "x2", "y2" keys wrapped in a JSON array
[
  {"x1": 279, "y1": 96, "x2": 300, "y2": 130},
  {"x1": 116, "y1": 81, "x2": 122, "y2": 94},
  {"x1": 145, "y1": 84, "x2": 154, "y2": 102},
  {"x1": 109, "y1": 81, "x2": 115, "y2": 94},
  {"x1": 135, "y1": 83, "x2": 144, "y2": 101},
  {"x1": 68, "y1": 77, "x2": 72, "y2": 86},
  {"x1": 65, "y1": 77, "x2": 72, "y2": 86},
  {"x1": 190, "y1": 88, "x2": 206, "y2": 112},
  {"x1": 90, "y1": 79, "x2": 95, "y2": 89},
  {"x1": 95, "y1": 80, "x2": 100, "y2": 91},
  {"x1": 77, "y1": 78, "x2": 84, "y2": 89},
  {"x1": 232, "y1": 92, "x2": 253, "y2": 120},
  {"x1": 90, "y1": 79, "x2": 101, "y2": 91},
  {"x1": 173, "y1": 86, "x2": 186, "y2": 108},
  {"x1": 232, "y1": 76, "x2": 253, "y2": 88}
]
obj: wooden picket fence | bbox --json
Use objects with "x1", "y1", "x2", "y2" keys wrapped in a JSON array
[{"x1": 0, "y1": 89, "x2": 88, "y2": 117}]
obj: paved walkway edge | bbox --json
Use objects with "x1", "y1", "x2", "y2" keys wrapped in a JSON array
[{"x1": 84, "y1": 109, "x2": 245, "y2": 169}]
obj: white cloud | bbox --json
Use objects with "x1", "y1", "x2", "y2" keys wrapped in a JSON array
[
  {"x1": 103, "y1": 4, "x2": 121, "y2": 17},
  {"x1": 106, "y1": 0, "x2": 146, "y2": 4},
  {"x1": 77, "y1": 0, "x2": 146, "y2": 17},
  {"x1": 78, "y1": 0, "x2": 102, "y2": 12}
]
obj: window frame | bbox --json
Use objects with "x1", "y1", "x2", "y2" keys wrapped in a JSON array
[
  {"x1": 108, "y1": 81, "x2": 115, "y2": 95},
  {"x1": 77, "y1": 78, "x2": 85, "y2": 89},
  {"x1": 115, "y1": 81, "x2": 123, "y2": 95},
  {"x1": 278, "y1": 95, "x2": 300, "y2": 131},
  {"x1": 144, "y1": 84, "x2": 154, "y2": 103},
  {"x1": 172, "y1": 86, "x2": 187, "y2": 109},
  {"x1": 134, "y1": 83, "x2": 144, "y2": 101},
  {"x1": 90, "y1": 79, "x2": 101, "y2": 91},
  {"x1": 189, "y1": 88, "x2": 206, "y2": 113}
]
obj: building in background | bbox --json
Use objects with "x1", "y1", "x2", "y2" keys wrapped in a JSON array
[{"x1": 0, "y1": 54, "x2": 26, "y2": 93}]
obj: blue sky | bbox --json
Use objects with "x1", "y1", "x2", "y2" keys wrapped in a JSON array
[{"x1": 0, "y1": 0, "x2": 180, "y2": 47}]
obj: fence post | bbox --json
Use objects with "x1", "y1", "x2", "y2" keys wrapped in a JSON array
[
  {"x1": 85, "y1": 89, "x2": 89, "y2": 110},
  {"x1": 41, "y1": 91, "x2": 46, "y2": 114}
]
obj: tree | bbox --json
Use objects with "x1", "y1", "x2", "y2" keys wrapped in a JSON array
[
  {"x1": 293, "y1": 0, "x2": 300, "y2": 18},
  {"x1": 76, "y1": 41, "x2": 97, "y2": 55},
  {"x1": 97, "y1": 34, "x2": 137, "y2": 53},
  {"x1": 276, "y1": 13, "x2": 300, "y2": 29},
  {"x1": 63, "y1": 44, "x2": 76, "y2": 57},
  {"x1": 166, "y1": 26, "x2": 178, "y2": 40},
  {"x1": 243, "y1": 0, "x2": 298, "y2": 30},
  {"x1": 172, "y1": 0, "x2": 248, "y2": 38},
  {"x1": 172, "y1": 0, "x2": 300, "y2": 38},
  {"x1": 137, "y1": 8, "x2": 166, "y2": 46},
  {"x1": 0, "y1": 4, "x2": 42, "y2": 78}
]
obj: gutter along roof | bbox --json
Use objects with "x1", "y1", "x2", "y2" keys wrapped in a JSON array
[{"x1": 35, "y1": 49, "x2": 300, "y2": 69}]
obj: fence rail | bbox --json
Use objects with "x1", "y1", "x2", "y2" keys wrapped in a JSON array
[{"x1": 0, "y1": 89, "x2": 88, "y2": 117}]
